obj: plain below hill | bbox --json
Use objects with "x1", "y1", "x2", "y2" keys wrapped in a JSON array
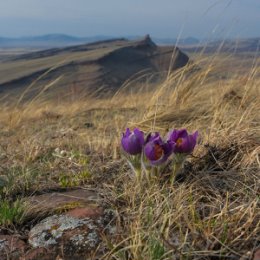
[
  {"x1": 0, "y1": 35, "x2": 189, "y2": 101},
  {"x1": 0, "y1": 34, "x2": 111, "y2": 48},
  {"x1": 180, "y1": 37, "x2": 260, "y2": 54}
]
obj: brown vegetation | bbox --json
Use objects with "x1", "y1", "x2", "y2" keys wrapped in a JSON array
[{"x1": 0, "y1": 46, "x2": 259, "y2": 259}]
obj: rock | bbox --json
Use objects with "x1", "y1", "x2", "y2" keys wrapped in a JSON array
[
  {"x1": 25, "y1": 189, "x2": 117, "y2": 259},
  {"x1": 28, "y1": 214, "x2": 101, "y2": 256},
  {"x1": 27, "y1": 207, "x2": 116, "y2": 259},
  {"x1": 134, "y1": 34, "x2": 157, "y2": 49},
  {"x1": 28, "y1": 208, "x2": 114, "y2": 259},
  {"x1": 66, "y1": 206, "x2": 103, "y2": 219},
  {"x1": 26, "y1": 189, "x2": 101, "y2": 216},
  {"x1": 253, "y1": 249, "x2": 260, "y2": 260},
  {"x1": 0, "y1": 235, "x2": 26, "y2": 260}
]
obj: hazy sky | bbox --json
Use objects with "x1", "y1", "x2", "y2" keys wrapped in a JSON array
[{"x1": 0, "y1": 0, "x2": 259, "y2": 38}]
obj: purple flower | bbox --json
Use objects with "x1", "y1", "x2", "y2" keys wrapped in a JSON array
[
  {"x1": 121, "y1": 128, "x2": 145, "y2": 155},
  {"x1": 167, "y1": 129, "x2": 198, "y2": 154},
  {"x1": 144, "y1": 133, "x2": 173, "y2": 165}
]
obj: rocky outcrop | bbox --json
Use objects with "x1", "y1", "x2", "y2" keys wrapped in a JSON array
[{"x1": 98, "y1": 35, "x2": 189, "y2": 90}]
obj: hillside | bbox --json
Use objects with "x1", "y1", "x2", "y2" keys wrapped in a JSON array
[{"x1": 0, "y1": 35, "x2": 189, "y2": 101}]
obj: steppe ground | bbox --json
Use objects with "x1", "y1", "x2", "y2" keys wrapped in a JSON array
[{"x1": 0, "y1": 49, "x2": 259, "y2": 259}]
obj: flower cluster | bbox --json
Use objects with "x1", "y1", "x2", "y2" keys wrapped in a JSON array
[{"x1": 121, "y1": 127, "x2": 198, "y2": 182}]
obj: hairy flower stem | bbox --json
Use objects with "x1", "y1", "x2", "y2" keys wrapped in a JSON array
[
  {"x1": 124, "y1": 153, "x2": 142, "y2": 181},
  {"x1": 170, "y1": 163, "x2": 181, "y2": 185},
  {"x1": 140, "y1": 152, "x2": 152, "y2": 183},
  {"x1": 150, "y1": 167, "x2": 160, "y2": 183},
  {"x1": 170, "y1": 155, "x2": 186, "y2": 185}
]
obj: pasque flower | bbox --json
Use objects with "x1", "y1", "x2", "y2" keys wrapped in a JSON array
[
  {"x1": 144, "y1": 133, "x2": 173, "y2": 165},
  {"x1": 167, "y1": 129, "x2": 198, "y2": 154},
  {"x1": 121, "y1": 128, "x2": 145, "y2": 155}
]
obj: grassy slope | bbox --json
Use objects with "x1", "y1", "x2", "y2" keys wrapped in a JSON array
[
  {"x1": 0, "y1": 51, "x2": 259, "y2": 259},
  {"x1": 0, "y1": 40, "x2": 129, "y2": 84},
  {"x1": 0, "y1": 48, "x2": 120, "y2": 84}
]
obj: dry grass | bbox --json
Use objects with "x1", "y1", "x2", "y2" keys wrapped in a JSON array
[{"x1": 0, "y1": 51, "x2": 259, "y2": 259}]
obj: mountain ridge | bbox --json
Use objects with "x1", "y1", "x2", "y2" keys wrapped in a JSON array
[
  {"x1": 1, "y1": 34, "x2": 259, "y2": 53},
  {"x1": 0, "y1": 34, "x2": 201, "y2": 48},
  {"x1": 0, "y1": 35, "x2": 189, "y2": 101}
]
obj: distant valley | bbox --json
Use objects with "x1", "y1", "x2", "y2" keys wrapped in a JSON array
[{"x1": 181, "y1": 37, "x2": 260, "y2": 53}]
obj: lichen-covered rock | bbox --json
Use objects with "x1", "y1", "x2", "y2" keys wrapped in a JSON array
[{"x1": 28, "y1": 214, "x2": 101, "y2": 255}]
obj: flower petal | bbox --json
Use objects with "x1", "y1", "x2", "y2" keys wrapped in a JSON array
[{"x1": 121, "y1": 128, "x2": 144, "y2": 155}]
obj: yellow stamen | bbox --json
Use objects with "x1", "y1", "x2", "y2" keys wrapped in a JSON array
[{"x1": 176, "y1": 138, "x2": 183, "y2": 147}]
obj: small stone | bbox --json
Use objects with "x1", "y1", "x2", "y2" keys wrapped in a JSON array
[
  {"x1": 54, "y1": 148, "x2": 60, "y2": 154},
  {"x1": 60, "y1": 150, "x2": 67, "y2": 156}
]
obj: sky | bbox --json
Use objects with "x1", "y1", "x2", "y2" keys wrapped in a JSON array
[{"x1": 0, "y1": 0, "x2": 259, "y2": 39}]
